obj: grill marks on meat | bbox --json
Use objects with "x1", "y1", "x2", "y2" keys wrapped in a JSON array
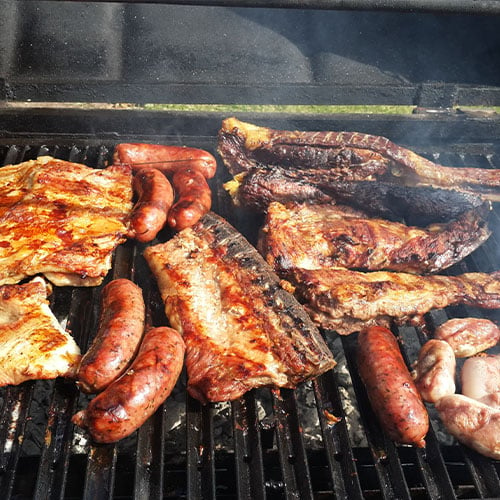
[
  {"x1": 287, "y1": 268, "x2": 500, "y2": 335},
  {"x1": 0, "y1": 277, "x2": 81, "y2": 386},
  {"x1": 144, "y1": 212, "x2": 335, "y2": 403},
  {"x1": 0, "y1": 156, "x2": 133, "y2": 286},
  {"x1": 218, "y1": 117, "x2": 500, "y2": 200},
  {"x1": 260, "y1": 202, "x2": 491, "y2": 275}
]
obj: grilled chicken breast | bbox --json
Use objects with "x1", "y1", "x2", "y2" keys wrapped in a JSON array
[
  {"x1": 259, "y1": 201, "x2": 491, "y2": 274},
  {"x1": 144, "y1": 212, "x2": 336, "y2": 403},
  {"x1": 0, "y1": 156, "x2": 133, "y2": 286},
  {"x1": 0, "y1": 277, "x2": 81, "y2": 386}
]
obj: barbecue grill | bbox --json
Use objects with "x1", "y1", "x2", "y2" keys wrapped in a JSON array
[{"x1": 2, "y1": 2, "x2": 500, "y2": 499}]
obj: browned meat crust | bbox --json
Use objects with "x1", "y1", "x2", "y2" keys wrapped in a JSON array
[
  {"x1": 259, "y1": 201, "x2": 491, "y2": 274},
  {"x1": 218, "y1": 117, "x2": 500, "y2": 201},
  {"x1": 144, "y1": 212, "x2": 336, "y2": 403},
  {"x1": 0, "y1": 156, "x2": 133, "y2": 286},
  {"x1": 287, "y1": 267, "x2": 500, "y2": 335}
]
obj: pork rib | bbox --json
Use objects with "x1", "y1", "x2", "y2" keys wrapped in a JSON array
[
  {"x1": 218, "y1": 117, "x2": 500, "y2": 201},
  {"x1": 259, "y1": 201, "x2": 491, "y2": 274},
  {"x1": 144, "y1": 212, "x2": 336, "y2": 403},
  {"x1": 0, "y1": 156, "x2": 133, "y2": 286},
  {"x1": 286, "y1": 267, "x2": 500, "y2": 335}
]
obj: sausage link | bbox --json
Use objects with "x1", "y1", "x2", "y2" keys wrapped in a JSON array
[
  {"x1": 357, "y1": 326, "x2": 429, "y2": 447},
  {"x1": 167, "y1": 167, "x2": 212, "y2": 231},
  {"x1": 130, "y1": 168, "x2": 174, "y2": 242},
  {"x1": 72, "y1": 327, "x2": 185, "y2": 443},
  {"x1": 113, "y1": 143, "x2": 217, "y2": 179},
  {"x1": 77, "y1": 279, "x2": 145, "y2": 394}
]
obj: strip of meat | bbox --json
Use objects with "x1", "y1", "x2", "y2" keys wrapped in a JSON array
[
  {"x1": 130, "y1": 168, "x2": 174, "y2": 242},
  {"x1": 434, "y1": 318, "x2": 500, "y2": 357},
  {"x1": 357, "y1": 326, "x2": 429, "y2": 447},
  {"x1": 285, "y1": 267, "x2": 500, "y2": 335},
  {"x1": 0, "y1": 156, "x2": 133, "y2": 287},
  {"x1": 72, "y1": 327, "x2": 185, "y2": 443},
  {"x1": 435, "y1": 394, "x2": 500, "y2": 460},
  {"x1": 0, "y1": 277, "x2": 81, "y2": 386},
  {"x1": 167, "y1": 167, "x2": 212, "y2": 231},
  {"x1": 218, "y1": 117, "x2": 500, "y2": 201},
  {"x1": 413, "y1": 339, "x2": 456, "y2": 404},
  {"x1": 144, "y1": 212, "x2": 336, "y2": 403},
  {"x1": 461, "y1": 354, "x2": 500, "y2": 408},
  {"x1": 259, "y1": 201, "x2": 491, "y2": 274},
  {"x1": 226, "y1": 167, "x2": 486, "y2": 226},
  {"x1": 77, "y1": 279, "x2": 145, "y2": 394},
  {"x1": 113, "y1": 143, "x2": 217, "y2": 179}
]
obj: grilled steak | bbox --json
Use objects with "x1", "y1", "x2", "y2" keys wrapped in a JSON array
[
  {"x1": 226, "y1": 167, "x2": 486, "y2": 226},
  {"x1": 286, "y1": 267, "x2": 500, "y2": 335},
  {"x1": 218, "y1": 117, "x2": 500, "y2": 201},
  {"x1": 259, "y1": 201, "x2": 491, "y2": 274},
  {"x1": 0, "y1": 277, "x2": 81, "y2": 386},
  {"x1": 0, "y1": 156, "x2": 133, "y2": 287},
  {"x1": 144, "y1": 212, "x2": 336, "y2": 403}
]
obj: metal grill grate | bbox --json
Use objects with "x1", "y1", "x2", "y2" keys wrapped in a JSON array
[{"x1": 1, "y1": 132, "x2": 500, "y2": 499}]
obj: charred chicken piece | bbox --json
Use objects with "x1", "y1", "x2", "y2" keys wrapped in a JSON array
[
  {"x1": 285, "y1": 267, "x2": 500, "y2": 335},
  {"x1": 259, "y1": 201, "x2": 491, "y2": 274},
  {"x1": 218, "y1": 117, "x2": 500, "y2": 201},
  {"x1": 144, "y1": 212, "x2": 336, "y2": 404}
]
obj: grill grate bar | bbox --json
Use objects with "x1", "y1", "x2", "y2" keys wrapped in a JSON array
[
  {"x1": 232, "y1": 393, "x2": 267, "y2": 499},
  {"x1": 312, "y1": 371, "x2": 365, "y2": 499},
  {"x1": 272, "y1": 388, "x2": 314, "y2": 499}
]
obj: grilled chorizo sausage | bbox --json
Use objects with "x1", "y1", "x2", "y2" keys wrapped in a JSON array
[
  {"x1": 113, "y1": 143, "x2": 217, "y2": 179},
  {"x1": 72, "y1": 327, "x2": 185, "y2": 443},
  {"x1": 76, "y1": 279, "x2": 145, "y2": 394},
  {"x1": 130, "y1": 168, "x2": 174, "y2": 242},
  {"x1": 357, "y1": 326, "x2": 429, "y2": 447},
  {"x1": 167, "y1": 167, "x2": 212, "y2": 231}
]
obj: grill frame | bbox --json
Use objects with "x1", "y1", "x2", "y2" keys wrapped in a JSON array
[{"x1": 1, "y1": 110, "x2": 500, "y2": 499}]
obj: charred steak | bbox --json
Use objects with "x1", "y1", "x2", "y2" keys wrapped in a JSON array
[{"x1": 144, "y1": 212, "x2": 336, "y2": 403}]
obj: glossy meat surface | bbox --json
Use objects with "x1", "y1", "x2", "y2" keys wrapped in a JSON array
[
  {"x1": 259, "y1": 202, "x2": 490, "y2": 274},
  {"x1": 286, "y1": 268, "x2": 500, "y2": 335},
  {"x1": 144, "y1": 212, "x2": 336, "y2": 403},
  {"x1": 0, "y1": 156, "x2": 133, "y2": 286},
  {"x1": 0, "y1": 277, "x2": 81, "y2": 386},
  {"x1": 461, "y1": 354, "x2": 500, "y2": 408}
]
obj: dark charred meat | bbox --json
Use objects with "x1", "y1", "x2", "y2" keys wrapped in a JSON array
[
  {"x1": 218, "y1": 117, "x2": 500, "y2": 201},
  {"x1": 225, "y1": 166, "x2": 487, "y2": 226},
  {"x1": 285, "y1": 267, "x2": 500, "y2": 335},
  {"x1": 259, "y1": 201, "x2": 491, "y2": 274},
  {"x1": 144, "y1": 212, "x2": 336, "y2": 403}
]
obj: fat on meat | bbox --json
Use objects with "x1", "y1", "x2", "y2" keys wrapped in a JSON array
[{"x1": 0, "y1": 277, "x2": 81, "y2": 386}]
